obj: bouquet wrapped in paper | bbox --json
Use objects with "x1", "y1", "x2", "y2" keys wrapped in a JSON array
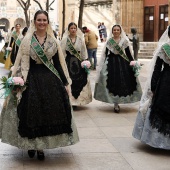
[
  {"x1": 81, "y1": 60, "x2": 91, "y2": 74},
  {"x1": 0, "y1": 76, "x2": 26, "y2": 98},
  {"x1": 130, "y1": 60, "x2": 141, "y2": 77}
]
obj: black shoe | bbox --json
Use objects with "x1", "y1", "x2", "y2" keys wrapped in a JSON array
[
  {"x1": 28, "y1": 150, "x2": 36, "y2": 158},
  {"x1": 114, "y1": 105, "x2": 120, "y2": 113},
  {"x1": 37, "y1": 150, "x2": 45, "y2": 160}
]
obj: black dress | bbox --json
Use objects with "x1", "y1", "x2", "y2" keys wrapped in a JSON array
[
  {"x1": 17, "y1": 52, "x2": 72, "y2": 139},
  {"x1": 10, "y1": 37, "x2": 19, "y2": 64},
  {"x1": 106, "y1": 46, "x2": 137, "y2": 96},
  {"x1": 94, "y1": 42, "x2": 142, "y2": 104},
  {"x1": 149, "y1": 57, "x2": 170, "y2": 136},
  {"x1": 65, "y1": 50, "x2": 87, "y2": 99}
]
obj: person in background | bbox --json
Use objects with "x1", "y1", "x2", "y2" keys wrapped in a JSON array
[
  {"x1": 4, "y1": 24, "x2": 21, "y2": 69},
  {"x1": 82, "y1": 26, "x2": 98, "y2": 70},
  {"x1": 0, "y1": 10, "x2": 79, "y2": 161},
  {"x1": 101, "y1": 22, "x2": 107, "y2": 42},
  {"x1": 60, "y1": 22, "x2": 92, "y2": 109},
  {"x1": 94, "y1": 24, "x2": 142, "y2": 113},
  {"x1": 98, "y1": 22, "x2": 103, "y2": 42},
  {"x1": 0, "y1": 29, "x2": 3, "y2": 42},
  {"x1": 129, "y1": 27, "x2": 139, "y2": 60}
]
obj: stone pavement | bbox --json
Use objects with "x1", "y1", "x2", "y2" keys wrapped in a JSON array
[{"x1": 0, "y1": 54, "x2": 170, "y2": 169}]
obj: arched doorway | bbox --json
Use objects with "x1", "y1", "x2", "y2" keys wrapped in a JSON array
[
  {"x1": 0, "y1": 18, "x2": 10, "y2": 32},
  {"x1": 14, "y1": 18, "x2": 26, "y2": 28}
]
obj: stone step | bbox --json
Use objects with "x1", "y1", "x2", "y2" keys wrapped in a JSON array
[
  {"x1": 96, "y1": 42, "x2": 157, "y2": 59},
  {"x1": 139, "y1": 49, "x2": 155, "y2": 53},
  {"x1": 138, "y1": 55, "x2": 153, "y2": 59},
  {"x1": 138, "y1": 52, "x2": 153, "y2": 56},
  {"x1": 139, "y1": 42, "x2": 158, "y2": 46}
]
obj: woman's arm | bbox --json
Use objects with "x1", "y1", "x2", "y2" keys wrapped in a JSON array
[
  {"x1": 151, "y1": 57, "x2": 163, "y2": 93},
  {"x1": 9, "y1": 37, "x2": 14, "y2": 47},
  {"x1": 125, "y1": 46, "x2": 134, "y2": 61},
  {"x1": 52, "y1": 51, "x2": 69, "y2": 86}
]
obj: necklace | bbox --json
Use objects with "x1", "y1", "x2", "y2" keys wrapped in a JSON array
[{"x1": 34, "y1": 33, "x2": 47, "y2": 48}]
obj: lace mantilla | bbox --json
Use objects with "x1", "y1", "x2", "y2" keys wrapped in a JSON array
[
  {"x1": 61, "y1": 36, "x2": 87, "y2": 59},
  {"x1": 106, "y1": 38, "x2": 129, "y2": 55},
  {"x1": 30, "y1": 34, "x2": 58, "y2": 64}
]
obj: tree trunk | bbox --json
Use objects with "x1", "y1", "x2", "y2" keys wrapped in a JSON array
[
  {"x1": 24, "y1": 11, "x2": 30, "y2": 27},
  {"x1": 62, "y1": 0, "x2": 66, "y2": 37},
  {"x1": 17, "y1": 0, "x2": 31, "y2": 27},
  {"x1": 78, "y1": 0, "x2": 84, "y2": 29},
  {"x1": 46, "y1": 0, "x2": 49, "y2": 12}
]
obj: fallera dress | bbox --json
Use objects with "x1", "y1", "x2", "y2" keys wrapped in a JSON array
[
  {"x1": 61, "y1": 36, "x2": 92, "y2": 106},
  {"x1": 94, "y1": 37, "x2": 142, "y2": 104},
  {"x1": 133, "y1": 44, "x2": 170, "y2": 149},
  {"x1": 0, "y1": 34, "x2": 79, "y2": 150}
]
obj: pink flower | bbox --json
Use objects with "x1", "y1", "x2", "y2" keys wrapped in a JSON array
[
  {"x1": 130, "y1": 60, "x2": 140, "y2": 66},
  {"x1": 81, "y1": 61, "x2": 91, "y2": 68},
  {"x1": 6, "y1": 47, "x2": 12, "y2": 51},
  {"x1": 12, "y1": 77, "x2": 25, "y2": 86}
]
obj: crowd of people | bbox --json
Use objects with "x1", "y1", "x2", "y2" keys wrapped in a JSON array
[{"x1": 0, "y1": 9, "x2": 170, "y2": 162}]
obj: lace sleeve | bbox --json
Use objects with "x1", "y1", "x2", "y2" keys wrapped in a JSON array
[
  {"x1": 125, "y1": 46, "x2": 134, "y2": 61},
  {"x1": 9, "y1": 37, "x2": 14, "y2": 47}
]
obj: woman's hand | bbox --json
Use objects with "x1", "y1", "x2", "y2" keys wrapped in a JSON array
[{"x1": 12, "y1": 87, "x2": 20, "y2": 94}]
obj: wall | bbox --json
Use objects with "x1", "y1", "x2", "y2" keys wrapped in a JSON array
[{"x1": 120, "y1": 0, "x2": 143, "y2": 41}]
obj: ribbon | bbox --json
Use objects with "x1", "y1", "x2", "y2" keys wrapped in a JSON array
[
  {"x1": 0, "y1": 77, "x2": 15, "y2": 98},
  {"x1": 83, "y1": 64, "x2": 90, "y2": 75},
  {"x1": 132, "y1": 62, "x2": 141, "y2": 77}
]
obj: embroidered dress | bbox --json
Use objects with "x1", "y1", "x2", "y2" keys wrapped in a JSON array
[
  {"x1": 61, "y1": 36, "x2": 92, "y2": 106},
  {"x1": 133, "y1": 43, "x2": 170, "y2": 149},
  {"x1": 0, "y1": 34, "x2": 79, "y2": 150},
  {"x1": 94, "y1": 38, "x2": 142, "y2": 104}
]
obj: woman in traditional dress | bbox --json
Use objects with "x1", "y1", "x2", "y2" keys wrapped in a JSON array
[
  {"x1": 0, "y1": 10, "x2": 79, "y2": 160},
  {"x1": 94, "y1": 24, "x2": 142, "y2": 113},
  {"x1": 4, "y1": 24, "x2": 21, "y2": 69},
  {"x1": 133, "y1": 26, "x2": 170, "y2": 149},
  {"x1": 60, "y1": 22, "x2": 92, "y2": 109}
]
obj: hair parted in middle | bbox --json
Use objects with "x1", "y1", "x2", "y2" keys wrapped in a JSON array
[
  {"x1": 68, "y1": 22, "x2": 77, "y2": 30},
  {"x1": 34, "y1": 10, "x2": 49, "y2": 24}
]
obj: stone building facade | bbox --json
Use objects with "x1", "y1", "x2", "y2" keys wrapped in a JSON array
[
  {"x1": 0, "y1": 0, "x2": 170, "y2": 42},
  {"x1": 0, "y1": 0, "x2": 58, "y2": 31},
  {"x1": 116, "y1": 0, "x2": 170, "y2": 41},
  {"x1": 64, "y1": 0, "x2": 170, "y2": 41}
]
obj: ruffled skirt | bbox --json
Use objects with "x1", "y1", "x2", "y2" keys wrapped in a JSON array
[{"x1": 133, "y1": 109, "x2": 170, "y2": 150}]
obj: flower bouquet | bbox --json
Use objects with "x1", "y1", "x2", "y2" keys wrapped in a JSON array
[
  {"x1": 130, "y1": 60, "x2": 141, "y2": 77},
  {"x1": 0, "y1": 76, "x2": 25, "y2": 99},
  {"x1": 81, "y1": 60, "x2": 91, "y2": 74}
]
